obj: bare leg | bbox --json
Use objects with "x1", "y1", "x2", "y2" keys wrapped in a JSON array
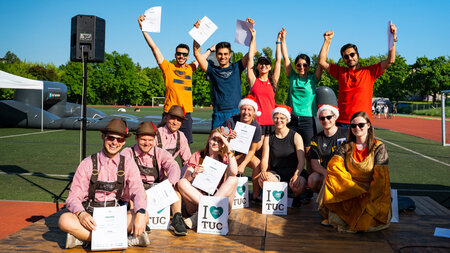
[
  {"x1": 307, "y1": 172, "x2": 324, "y2": 193},
  {"x1": 177, "y1": 178, "x2": 203, "y2": 215},
  {"x1": 58, "y1": 212, "x2": 91, "y2": 241},
  {"x1": 214, "y1": 176, "x2": 238, "y2": 213}
]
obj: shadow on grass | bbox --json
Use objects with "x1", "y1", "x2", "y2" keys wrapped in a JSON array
[{"x1": 392, "y1": 183, "x2": 450, "y2": 208}]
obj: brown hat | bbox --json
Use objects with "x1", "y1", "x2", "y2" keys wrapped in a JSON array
[
  {"x1": 167, "y1": 105, "x2": 187, "y2": 120},
  {"x1": 135, "y1": 121, "x2": 157, "y2": 136},
  {"x1": 101, "y1": 119, "x2": 132, "y2": 138}
]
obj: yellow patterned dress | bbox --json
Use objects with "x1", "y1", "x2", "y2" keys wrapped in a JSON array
[{"x1": 317, "y1": 140, "x2": 391, "y2": 232}]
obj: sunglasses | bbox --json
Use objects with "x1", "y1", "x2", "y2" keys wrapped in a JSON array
[
  {"x1": 350, "y1": 123, "x2": 367, "y2": 129},
  {"x1": 319, "y1": 115, "x2": 334, "y2": 121},
  {"x1": 105, "y1": 135, "x2": 126, "y2": 143},
  {"x1": 343, "y1": 52, "x2": 357, "y2": 60},
  {"x1": 296, "y1": 63, "x2": 309, "y2": 68},
  {"x1": 210, "y1": 137, "x2": 223, "y2": 143},
  {"x1": 175, "y1": 52, "x2": 189, "y2": 57}
]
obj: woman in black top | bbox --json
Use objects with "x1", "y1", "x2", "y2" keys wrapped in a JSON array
[{"x1": 259, "y1": 105, "x2": 306, "y2": 197}]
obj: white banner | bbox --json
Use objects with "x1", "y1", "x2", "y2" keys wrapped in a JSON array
[
  {"x1": 262, "y1": 182, "x2": 288, "y2": 215},
  {"x1": 232, "y1": 177, "x2": 249, "y2": 209},
  {"x1": 197, "y1": 196, "x2": 229, "y2": 235}
]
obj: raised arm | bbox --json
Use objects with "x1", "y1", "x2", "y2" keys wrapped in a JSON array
[
  {"x1": 138, "y1": 15, "x2": 164, "y2": 65},
  {"x1": 272, "y1": 31, "x2": 282, "y2": 89},
  {"x1": 240, "y1": 18, "x2": 255, "y2": 69},
  {"x1": 318, "y1": 31, "x2": 334, "y2": 72},
  {"x1": 280, "y1": 28, "x2": 292, "y2": 76},
  {"x1": 192, "y1": 44, "x2": 215, "y2": 69},
  {"x1": 192, "y1": 19, "x2": 209, "y2": 72},
  {"x1": 219, "y1": 134, "x2": 238, "y2": 176},
  {"x1": 381, "y1": 23, "x2": 397, "y2": 71},
  {"x1": 247, "y1": 26, "x2": 257, "y2": 88}
]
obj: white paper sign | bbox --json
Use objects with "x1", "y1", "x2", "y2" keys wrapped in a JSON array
[
  {"x1": 232, "y1": 177, "x2": 249, "y2": 209},
  {"x1": 197, "y1": 196, "x2": 229, "y2": 235},
  {"x1": 230, "y1": 121, "x2": 256, "y2": 154},
  {"x1": 390, "y1": 188, "x2": 399, "y2": 223},
  {"x1": 387, "y1": 20, "x2": 394, "y2": 50},
  {"x1": 188, "y1": 16, "x2": 218, "y2": 46},
  {"x1": 192, "y1": 156, "x2": 227, "y2": 195},
  {"x1": 146, "y1": 179, "x2": 179, "y2": 212},
  {"x1": 262, "y1": 181, "x2": 288, "y2": 215},
  {"x1": 234, "y1": 19, "x2": 253, "y2": 46},
  {"x1": 142, "y1": 6, "x2": 161, "y2": 33},
  {"x1": 147, "y1": 206, "x2": 170, "y2": 230},
  {"x1": 91, "y1": 206, "x2": 128, "y2": 251}
]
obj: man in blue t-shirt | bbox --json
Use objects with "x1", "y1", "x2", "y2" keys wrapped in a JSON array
[{"x1": 192, "y1": 19, "x2": 250, "y2": 129}]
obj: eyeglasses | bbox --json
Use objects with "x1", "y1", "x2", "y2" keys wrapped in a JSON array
[
  {"x1": 350, "y1": 123, "x2": 367, "y2": 129},
  {"x1": 175, "y1": 52, "x2": 189, "y2": 57},
  {"x1": 105, "y1": 135, "x2": 126, "y2": 143},
  {"x1": 319, "y1": 115, "x2": 334, "y2": 121},
  {"x1": 296, "y1": 63, "x2": 309, "y2": 68},
  {"x1": 343, "y1": 52, "x2": 357, "y2": 60}
]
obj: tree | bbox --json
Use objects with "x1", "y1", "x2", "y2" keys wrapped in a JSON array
[
  {"x1": 374, "y1": 54, "x2": 409, "y2": 102},
  {"x1": 2, "y1": 51, "x2": 21, "y2": 64}
]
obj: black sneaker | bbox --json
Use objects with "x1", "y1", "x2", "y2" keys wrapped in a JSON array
[{"x1": 170, "y1": 212, "x2": 188, "y2": 236}]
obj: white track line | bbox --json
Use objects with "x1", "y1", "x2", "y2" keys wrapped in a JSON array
[
  {"x1": 0, "y1": 129, "x2": 65, "y2": 139},
  {"x1": 0, "y1": 172, "x2": 72, "y2": 178},
  {"x1": 378, "y1": 137, "x2": 450, "y2": 167}
]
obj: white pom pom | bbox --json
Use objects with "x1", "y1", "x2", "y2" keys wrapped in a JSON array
[{"x1": 256, "y1": 111, "x2": 262, "y2": 117}]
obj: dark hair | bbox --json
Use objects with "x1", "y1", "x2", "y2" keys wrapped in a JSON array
[
  {"x1": 254, "y1": 62, "x2": 277, "y2": 92},
  {"x1": 294, "y1": 54, "x2": 311, "y2": 66},
  {"x1": 346, "y1": 111, "x2": 375, "y2": 156},
  {"x1": 216, "y1": 41, "x2": 231, "y2": 53},
  {"x1": 176, "y1": 43, "x2": 190, "y2": 53},
  {"x1": 340, "y1": 43, "x2": 359, "y2": 58}
]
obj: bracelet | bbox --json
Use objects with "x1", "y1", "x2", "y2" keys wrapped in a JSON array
[
  {"x1": 276, "y1": 41, "x2": 281, "y2": 44},
  {"x1": 393, "y1": 37, "x2": 398, "y2": 42},
  {"x1": 77, "y1": 211, "x2": 85, "y2": 218},
  {"x1": 228, "y1": 150, "x2": 235, "y2": 157},
  {"x1": 207, "y1": 48, "x2": 211, "y2": 52}
]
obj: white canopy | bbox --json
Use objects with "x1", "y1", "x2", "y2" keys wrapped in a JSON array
[{"x1": 0, "y1": 70, "x2": 43, "y2": 90}]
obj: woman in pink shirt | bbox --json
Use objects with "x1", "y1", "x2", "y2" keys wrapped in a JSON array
[
  {"x1": 177, "y1": 128, "x2": 238, "y2": 229},
  {"x1": 247, "y1": 24, "x2": 282, "y2": 150}
]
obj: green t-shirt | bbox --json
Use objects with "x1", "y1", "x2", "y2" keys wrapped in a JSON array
[{"x1": 287, "y1": 72, "x2": 318, "y2": 117}]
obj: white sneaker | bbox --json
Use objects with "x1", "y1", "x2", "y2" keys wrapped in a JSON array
[
  {"x1": 65, "y1": 233, "x2": 84, "y2": 249},
  {"x1": 128, "y1": 231, "x2": 150, "y2": 247},
  {"x1": 183, "y1": 212, "x2": 198, "y2": 230}
]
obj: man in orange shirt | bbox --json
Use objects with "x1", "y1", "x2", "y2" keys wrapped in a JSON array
[
  {"x1": 318, "y1": 24, "x2": 398, "y2": 126},
  {"x1": 138, "y1": 15, "x2": 214, "y2": 143}
]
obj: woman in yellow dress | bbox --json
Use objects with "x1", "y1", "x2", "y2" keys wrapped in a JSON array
[{"x1": 318, "y1": 111, "x2": 391, "y2": 232}]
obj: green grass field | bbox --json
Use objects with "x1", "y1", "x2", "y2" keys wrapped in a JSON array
[{"x1": 1, "y1": 106, "x2": 449, "y2": 208}]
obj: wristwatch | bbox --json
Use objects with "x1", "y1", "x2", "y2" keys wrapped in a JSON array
[{"x1": 137, "y1": 208, "x2": 146, "y2": 214}]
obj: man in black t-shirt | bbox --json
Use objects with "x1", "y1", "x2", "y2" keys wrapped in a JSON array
[{"x1": 308, "y1": 105, "x2": 347, "y2": 192}]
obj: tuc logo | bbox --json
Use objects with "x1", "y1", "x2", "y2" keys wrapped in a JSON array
[
  {"x1": 147, "y1": 207, "x2": 170, "y2": 230},
  {"x1": 232, "y1": 177, "x2": 249, "y2": 209},
  {"x1": 262, "y1": 182, "x2": 288, "y2": 215},
  {"x1": 197, "y1": 196, "x2": 229, "y2": 235}
]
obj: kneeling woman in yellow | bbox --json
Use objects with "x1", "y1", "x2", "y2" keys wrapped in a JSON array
[{"x1": 318, "y1": 111, "x2": 391, "y2": 232}]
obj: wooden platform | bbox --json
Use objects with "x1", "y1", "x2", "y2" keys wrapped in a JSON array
[{"x1": 0, "y1": 196, "x2": 449, "y2": 252}]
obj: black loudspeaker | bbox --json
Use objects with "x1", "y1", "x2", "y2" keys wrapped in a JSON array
[{"x1": 70, "y1": 15, "x2": 105, "y2": 63}]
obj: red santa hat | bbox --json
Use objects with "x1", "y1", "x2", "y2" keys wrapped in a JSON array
[
  {"x1": 238, "y1": 95, "x2": 261, "y2": 117},
  {"x1": 272, "y1": 104, "x2": 292, "y2": 123},
  {"x1": 317, "y1": 104, "x2": 339, "y2": 119}
]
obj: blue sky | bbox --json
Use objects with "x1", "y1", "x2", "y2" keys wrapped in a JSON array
[{"x1": 0, "y1": 0, "x2": 448, "y2": 68}]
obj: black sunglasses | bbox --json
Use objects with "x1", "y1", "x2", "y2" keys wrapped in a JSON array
[
  {"x1": 105, "y1": 135, "x2": 126, "y2": 143},
  {"x1": 350, "y1": 123, "x2": 367, "y2": 129},
  {"x1": 319, "y1": 115, "x2": 334, "y2": 121},
  {"x1": 296, "y1": 63, "x2": 309, "y2": 68},
  {"x1": 343, "y1": 52, "x2": 357, "y2": 60},
  {"x1": 175, "y1": 52, "x2": 189, "y2": 57}
]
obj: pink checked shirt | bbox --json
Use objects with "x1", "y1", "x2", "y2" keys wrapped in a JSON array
[
  {"x1": 121, "y1": 145, "x2": 181, "y2": 185},
  {"x1": 155, "y1": 126, "x2": 191, "y2": 165},
  {"x1": 65, "y1": 150, "x2": 147, "y2": 214}
]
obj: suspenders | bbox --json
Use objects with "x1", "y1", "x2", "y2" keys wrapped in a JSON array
[
  {"x1": 156, "y1": 130, "x2": 180, "y2": 156},
  {"x1": 132, "y1": 147, "x2": 160, "y2": 181}
]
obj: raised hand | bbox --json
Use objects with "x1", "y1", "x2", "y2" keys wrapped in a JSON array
[
  {"x1": 138, "y1": 15, "x2": 146, "y2": 29},
  {"x1": 323, "y1": 31, "x2": 334, "y2": 42},
  {"x1": 193, "y1": 19, "x2": 201, "y2": 28}
]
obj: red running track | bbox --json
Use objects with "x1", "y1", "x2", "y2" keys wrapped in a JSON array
[{"x1": 372, "y1": 115, "x2": 450, "y2": 143}]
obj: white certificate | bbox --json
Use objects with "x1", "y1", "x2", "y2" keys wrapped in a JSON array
[
  {"x1": 229, "y1": 121, "x2": 256, "y2": 154},
  {"x1": 234, "y1": 19, "x2": 253, "y2": 47},
  {"x1": 188, "y1": 16, "x2": 218, "y2": 46},
  {"x1": 142, "y1": 6, "x2": 161, "y2": 33},
  {"x1": 91, "y1": 205, "x2": 128, "y2": 251},
  {"x1": 387, "y1": 20, "x2": 394, "y2": 50},
  {"x1": 146, "y1": 179, "x2": 179, "y2": 212},
  {"x1": 192, "y1": 156, "x2": 227, "y2": 195}
]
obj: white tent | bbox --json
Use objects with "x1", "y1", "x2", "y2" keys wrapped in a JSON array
[{"x1": 0, "y1": 70, "x2": 44, "y2": 131}]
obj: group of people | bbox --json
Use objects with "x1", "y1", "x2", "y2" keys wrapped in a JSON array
[{"x1": 58, "y1": 15, "x2": 399, "y2": 248}]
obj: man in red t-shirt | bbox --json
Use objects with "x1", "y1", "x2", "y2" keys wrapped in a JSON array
[{"x1": 318, "y1": 24, "x2": 398, "y2": 125}]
